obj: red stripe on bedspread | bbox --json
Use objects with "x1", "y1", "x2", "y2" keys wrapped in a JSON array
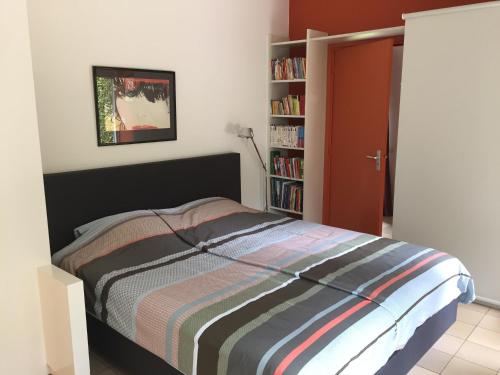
[{"x1": 273, "y1": 252, "x2": 446, "y2": 375}]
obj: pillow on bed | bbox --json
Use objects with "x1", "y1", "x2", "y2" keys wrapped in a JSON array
[
  {"x1": 155, "y1": 197, "x2": 260, "y2": 232},
  {"x1": 53, "y1": 197, "x2": 255, "y2": 268},
  {"x1": 72, "y1": 197, "x2": 227, "y2": 238},
  {"x1": 73, "y1": 210, "x2": 144, "y2": 238}
]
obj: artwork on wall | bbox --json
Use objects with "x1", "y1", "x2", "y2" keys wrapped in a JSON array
[{"x1": 92, "y1": 66, "x2": 177, "y2": 146}]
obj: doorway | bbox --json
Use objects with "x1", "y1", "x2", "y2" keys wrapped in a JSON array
[
  {"x1": 383, "y1": 45, "x2": 404, "y2": 238},
  {"x1": 323, "y1": 40, "x2": 403, "y2": 237}
]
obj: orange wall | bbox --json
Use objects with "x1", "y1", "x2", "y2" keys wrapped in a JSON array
[{"x1": 289, "y1": 0, "x2": 487, "y2": 39}]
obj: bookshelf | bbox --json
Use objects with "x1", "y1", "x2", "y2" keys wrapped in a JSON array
[
  {"x1": 270, "y1": 206, "x2": 304, "y2": 216},
  {"x1": 270, "y1": 39, "x2": 307, "y2": 47},
  {"x1": 267, "y1": 27, "x2": 402, "y2": 222},
  {"x1": 269, "y1": 145, "x2": 304, "y2": 151},
  {"x1": 269, "y1": 175, "x2": 304, "y2": 182},
  {"x1": 267, "y1": 30, "x2": 328, "y2": 222},
  {"x1": 271, "y1": 79, "x2": 307, "y2": 84}
]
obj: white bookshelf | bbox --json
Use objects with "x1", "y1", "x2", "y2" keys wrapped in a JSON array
[
  {"x1": 270, "y1": 145, "x2": 305, "y2": 151},
  {"x1": 267, "y1": 27, "x2": 405, "y2": 222},
  {"x1": 269, "y1": 206, "x2": 304, "y2": 216},
  {"x1": 271, "y1": 79, "x2": 307, "y2": 84},
  {"x1": 269, "y1": 174, "x2": 304, "y2": 182},
  {"x1": 270, "y1": 39, "x2": 307, "y2": 47},
  {"x1": 267, "y1": 30, "x2": 328, "y2": 222},
  {"x1": 270, "y1": 115, "x2": 305, "y2": 119}
]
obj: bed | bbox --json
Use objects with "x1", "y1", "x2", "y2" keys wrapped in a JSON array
[{"x1": 43, "y1": 153, "x2": 474, "y2": 375}]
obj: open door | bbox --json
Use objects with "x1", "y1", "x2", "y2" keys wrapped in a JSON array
[{"x1": 323, "y1": 39, "x2": 393, "y2": 236}]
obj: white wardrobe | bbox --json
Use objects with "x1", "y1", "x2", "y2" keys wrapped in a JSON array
[{"x1": 394, "y1": 2, "x2": 500, "y2": 305}]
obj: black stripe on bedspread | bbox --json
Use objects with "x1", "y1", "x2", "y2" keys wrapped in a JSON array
[
  {"x1": 354, "y1": 253, "x2": 454, "y2": 305},
  {"x1": 197, "y1": 280, "x2": 380, "y2": 375},
  {"x1": 297, "y1": 239, "x2": 454, "y2": 306},
  {"x1": 335, "y1": 273, "x2": 471, "y2": 374},
  {"x1": 173, "y1": 212, "x2": 294, "y2": 250},
  {"x1": 98, "y1": 248, "x2": 205, "y2": 323},
  {"x1": 298, "y1": 238, "x2": 397, "y2": 282},
  {"x1": 76, "y1": 233, "x2": 196, "y2": 314},
  {"x1": 196, "y1": 278, "x2": 316, "y2": 374}
]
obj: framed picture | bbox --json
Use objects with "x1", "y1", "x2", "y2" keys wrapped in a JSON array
[{"x1": 92, "y1": 66, "x2": 177, "y2": 146}]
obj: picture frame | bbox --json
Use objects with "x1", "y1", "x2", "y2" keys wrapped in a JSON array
[{"x1": 92, "y1": 66, "x2": 177, "y2": 146}]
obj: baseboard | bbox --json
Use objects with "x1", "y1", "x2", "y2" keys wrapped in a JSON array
[{"x1": 476, "y1": 295, "x2": 500, "y2": 309}]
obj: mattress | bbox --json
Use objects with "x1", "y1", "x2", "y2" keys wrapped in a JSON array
[{"x1": 52, "y1": 197, "x2": 474, "y2": 375}]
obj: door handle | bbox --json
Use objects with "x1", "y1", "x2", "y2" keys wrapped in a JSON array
[{"x1": 366, "y1": 150, "x2": 383, "y2": 171}]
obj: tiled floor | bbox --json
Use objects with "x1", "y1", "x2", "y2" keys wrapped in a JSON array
[
  {"x1": 409, "y1": 303, "x2": 500, "y2": 375},
  {"x1": 90, "y1": 302, "x2": 500, "y2": 374}
]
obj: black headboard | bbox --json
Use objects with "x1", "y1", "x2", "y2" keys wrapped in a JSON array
[{"x1": 43, "y1": 153, "x2": 241, "y2": 254}]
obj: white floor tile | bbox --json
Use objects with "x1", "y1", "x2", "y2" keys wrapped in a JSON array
[
  {"x1": 433, "y1": 334, "x2": 464, "y2": 355},
  {"x1": 456, "y1": 341, "x2": 500, "y2": 371},
  {"x1": 447, "y1": 320, "x2": 476, "y2": 340},
  {"x1": 480, "y1": 315, "x2": 500, "y2": 334},
  {"x1": 469, "y1": 327, "x2": 500, "y2": 351},
  {"x1": 417, "y1": 348, "x2": 453, "y2": 373},
  {"x1": 486, "y1": 309, "x2": 500, "y2": 319},
  {"x1": 442, "y1": 357, "x2": 496, "y2": 375},
  {"x1": 458, "y1": 305, "x2": 487, "y2": 325},
  {"x1": 463, "y1": 303, "x2": 490, "y2": 314},
  {"x1": 408, "y1": 366, "x2": 438, "y2": 375}
]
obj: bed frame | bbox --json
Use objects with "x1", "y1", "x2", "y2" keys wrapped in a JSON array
[{"x1": 43, "y1": 152, "x2": 457, "y2": 375}]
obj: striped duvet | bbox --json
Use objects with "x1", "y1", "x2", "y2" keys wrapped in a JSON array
[{"x1": 52, "y1": 197, "x2": 474, "y2": 375}]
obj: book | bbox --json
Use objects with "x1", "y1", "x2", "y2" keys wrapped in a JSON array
[
  {"x1": 299, "y1": 95, "x2": 305, "y2": 116},
  {"x1": 271, "y1": 96, "x2": 305, "y2": 116},
  {"x1": 269, "y1": 152, "x2": 304, "y2": 180},
  {"x1": 271, "y1": 57, "x2": 307, "y2": 80},
  {"x1": 271, "y1": 180, "x2": 303, "y2": 212},
  {"x1": 270, "y1": 125, "x2": 304, "y2": 148},
  {"x1": 269, "y1": 150, "x2": 281, "y2": 175}
]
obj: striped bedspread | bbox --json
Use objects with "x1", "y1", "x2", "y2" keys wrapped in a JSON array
[{"x1": 52, "y1": 197, "x2": 474, "y2": 375}]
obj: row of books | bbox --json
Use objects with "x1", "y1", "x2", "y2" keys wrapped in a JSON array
[
  {"x1": 271, "y1": 180, "x2": 303, "y2": 213},
  {"x1": 271, "y1": 95, "x2": 305, "y2": 116},
  {"x1": 270, "y1": 125, "x2": 304, "y2": 148},
  {"x1": 270, "y1": 154, "x2": 304, "y2": 180},
  {"x1": 271, "y1": 57, "x2": 306, "y2": 80}
]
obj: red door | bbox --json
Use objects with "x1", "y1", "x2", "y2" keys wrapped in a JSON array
[{"x1": 323, "y1": 39, "x2": 393, "y2": 236}]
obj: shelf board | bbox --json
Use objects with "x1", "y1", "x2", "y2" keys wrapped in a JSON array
[
  {"x1": 271, "y1": 39, "x2": 307, "y2": 47},
  {"x1": 269, "y1": 174, "x2": 304, "y2": 182},
  {"x1": 269, "y1": 145, "x2": 305, "y2": 151},
  {"x1": 309, "y1": 26, "x2": 404, "y2": 45},
  {"x1": 271, "y1": 79, "x2": 306, "y2": 84},
  {"x1": 270, "y1": 115, "x2": 305, "y2": 119},
  {"x1": 270, "y1": 206, "x2": 303, "y2": 216}
]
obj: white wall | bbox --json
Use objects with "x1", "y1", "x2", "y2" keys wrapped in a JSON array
[
  {"x1": 27, "y1": 0, "x2": 289, "y2": 210},
  {"x1": 394, "y1": 3, "x2": 500, "y2": 304},
  {"x1": 0, "y1": 0, "x2": 52, "y2": 373}
]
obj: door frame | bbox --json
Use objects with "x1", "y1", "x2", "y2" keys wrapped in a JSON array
[{"x1": 322, "y1": 46, "x2": 336, "y2": 224}]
